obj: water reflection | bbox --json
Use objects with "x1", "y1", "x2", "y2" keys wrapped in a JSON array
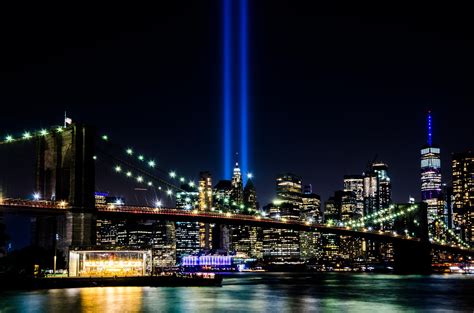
[
  {"x1": 0, "y1": 273, "x2": 473, "y2": 312},
  {"x1": 80, "y1": 287, "x2": 143, "y2": 312}
]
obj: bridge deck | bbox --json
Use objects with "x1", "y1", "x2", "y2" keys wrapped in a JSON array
[{"x1": 1, "y1": 198, "x2": 472, "y2": 255}]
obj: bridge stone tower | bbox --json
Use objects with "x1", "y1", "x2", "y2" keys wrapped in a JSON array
[
  {"x1": 36, "y1": 123, "x2": 95, "y2": 208},
  {"x1": 35, "y1": 123, "x2": 96, "y2": 246}
]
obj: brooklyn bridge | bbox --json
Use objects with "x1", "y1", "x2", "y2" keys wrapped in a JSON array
[{"x1": 0, "y1": 123, "x2": 472, "y2": 274}]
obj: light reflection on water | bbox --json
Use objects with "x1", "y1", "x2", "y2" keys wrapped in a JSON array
[{"x1": 1, "y1": 273, "x2": 473, "y2": 312}]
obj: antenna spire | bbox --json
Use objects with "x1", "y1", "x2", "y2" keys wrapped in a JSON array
[{"x1": 427, "y1": 110, "x2": 433, "y2": 146}]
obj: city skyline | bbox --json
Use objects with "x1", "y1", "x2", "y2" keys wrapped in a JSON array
[
  {"x1": 1, "y1": 4, "x2": 474, "y2": 205},
  {"x1": 1, "y1": 3, "x2": 474, "y2": 310}
]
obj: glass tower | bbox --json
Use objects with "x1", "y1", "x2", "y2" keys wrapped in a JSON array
[{"x1": 421, "y1": 111, "x2": 442, "y2": 225}]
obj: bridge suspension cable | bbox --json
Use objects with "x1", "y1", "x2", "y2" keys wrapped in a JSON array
[
  {"x1": 0, "y1": 125, "x2": 63, "y2": 145},
  {"x1": 431, "y1": 217, "x2": 470, "y2": 248},
  {"x1": 98, "y1": 135, "x2": 198, "y2": 191}
]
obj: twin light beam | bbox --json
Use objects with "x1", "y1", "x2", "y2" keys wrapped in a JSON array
[{"x1": 223, "y1": 0, "x2": 249, "y2": 182}]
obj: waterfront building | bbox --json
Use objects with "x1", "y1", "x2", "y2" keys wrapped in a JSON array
[{"x1": 69, "y1": 249, "x2": 152, "y2": 277}]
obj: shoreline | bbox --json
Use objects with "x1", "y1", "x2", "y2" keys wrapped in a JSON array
[{"x1": 0, "y1": 274, "x2": 223, "y2": 291}]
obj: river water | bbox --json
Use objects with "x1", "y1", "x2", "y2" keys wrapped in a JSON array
[{"x1": 1, "y1": 273, "x2": 473, "y2": 312}]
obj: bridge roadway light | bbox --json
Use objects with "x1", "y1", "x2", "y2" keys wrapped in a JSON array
[
  {"x1": 126, "y1": 148, "x2": 133, "y2": 155},
  {"x1": 138, "y1": 155, "x2": 144, "y2": 161},
  {"x1": 114, "y1": 166, "x2": 122, "y2": 172},
  {"x1": 148, "y1": 160, "x2": 156, "y2": 168},
  {"x1": 126, "y1": 171, "x2": 132, "y2": 177},
  {"x1": 33, "y1": 193, "x2": 40, "y2": 200},
  {"x1": 40, "y1": 129, "x2": 48, "y2": 136},
  {"x1": 180, "y1": 177, "x2": 185, "y2": 183},
  {"x1": 5, "y1": 135, "x2": 13, "y2": 142},
  {"x1": 56, "y1": 127, "x2": 63, "y2": 133},
  {"x1": 169, "y1": 171, "x2": 176, "y2": 178},
  {"x1": 155, "y1": 200, "x2": 162, "y2": 208},
  {"x1": 23, "y1": 132, "x2": 31, "y2": 139}
]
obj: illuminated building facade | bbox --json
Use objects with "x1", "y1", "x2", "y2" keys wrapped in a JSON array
[
  {"x1": 361, "y1": 162, "x2": 392, "y2": 216},
  {"x1": 301, "y1": 186, "x2": 322, "y2": 223},
  {"x1": 344, "y1": 175, "x2": 364, "y2": 218},
  {"x1": 213, "y1": 180, "x2": 232, "y2": 212},
  {"x1": 95, "y1": 219, "x2": 176, "y2": 267},
  {"x1": 231, "y1": 163, "x2": 243, "y2": 206},
  {"x1": 363, "y1": 171, "x2": 378, "y2": 216},
  {"x1": 96, "y1": 219, "x2": 127, "y2": 246},
  {"x1": 69, "y1": 249, "x2": 152, "y2": 277},
  {"x1": 151, "y1": 221, "x2": 176, "y2": 267},
  {"x1": 199, "y1": 171, "x2": 213, "y2": 211},
  {"x1": 243, "y1": 178, "x2": 257, "y2": 211},
  {"x1": 276, "y1": 173, "x2": 302, "y2": 208},
  {"x1": 175, "y1": 185, "x2": 200, "y2": 262},
  {"x1": 300, "y1": 185, "x2": 322, "y2": 261},
  {"x1": 199, "y1": 171, "x2": 213, "y2": 249},
  {"x1": 263, "y1": 173, "x2": 302, "y2": 262},
  {"x1": 452, "y1": 151, "x2": 474, "y2": 244},
  {"x1": 421, "y1": 111, "x2": 442, "y2": 225},
  {"x1": 372, "y1": 162, "x2": 392, "y2": 209},
  {"x1": 324, "y1": 190, "x2": 356, "y2": 223},
  {"x1": 231, "y1": 226, "x2": 262, "y2": 258},
  {"x1": 263, "y1": 228, "x2": 300, "y2": 262}
]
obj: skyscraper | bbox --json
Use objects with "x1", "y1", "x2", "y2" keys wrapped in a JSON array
[
  {"x1": 231, "y1": 176, "x2": 262, "y2": 258},
  {"x1": 243, "y1": 178, "x2": 257, "y2": 211},
  {"x1": 301, "y1": 185, "x2": 322, "y2": 223},
  {"x1": 452, "y1": 151, "x2": 474, "y2": 245},
  {"x1": 421, "y1": 111, "x2": 442, "y2": 225},
  {"x1": 276, "y1": 173, "x2": 303, "y2": 208},
  {"x1": 362, "y1": 162, "x2": 392, "y2": 216},
  {"x1": 263, "y1": 173, "x2": 302, "y2": 262},
  {"x1": 213, "y1": 180, "x2": 232, "y2": 212},
  {"x1": 199, "y1": 171, "x2": 213, "y2": 249},
  {"x1": 231, "y1": 162, "x2": 244, "y2": 206},
  {"x1": 343, "y1": 175, "x2": 364, "y2": 218},
  {"x1": 363, "y1": 170, "x2": 378, "y2": 216},
  {"x1": 300, "y1": 184, "x2": 322, "y2": 261},
  {"x1": 175, "y1": 185, "x2": 200, "y2": 262},
  {"x1": 199, "y1": 171, "x2": 213, "y2": 211}
]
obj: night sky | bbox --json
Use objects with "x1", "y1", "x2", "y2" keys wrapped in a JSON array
[{"x1": 1, "y1": 2, "x2": 473, "y2": 207}]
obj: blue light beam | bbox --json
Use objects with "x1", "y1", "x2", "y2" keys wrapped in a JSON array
[
  {"x1": 240, "y1": 0, "x2": 248, "y2": 184},
  {"x1": 223, "y1": 0, "x2": 232, "y2": 179}
]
